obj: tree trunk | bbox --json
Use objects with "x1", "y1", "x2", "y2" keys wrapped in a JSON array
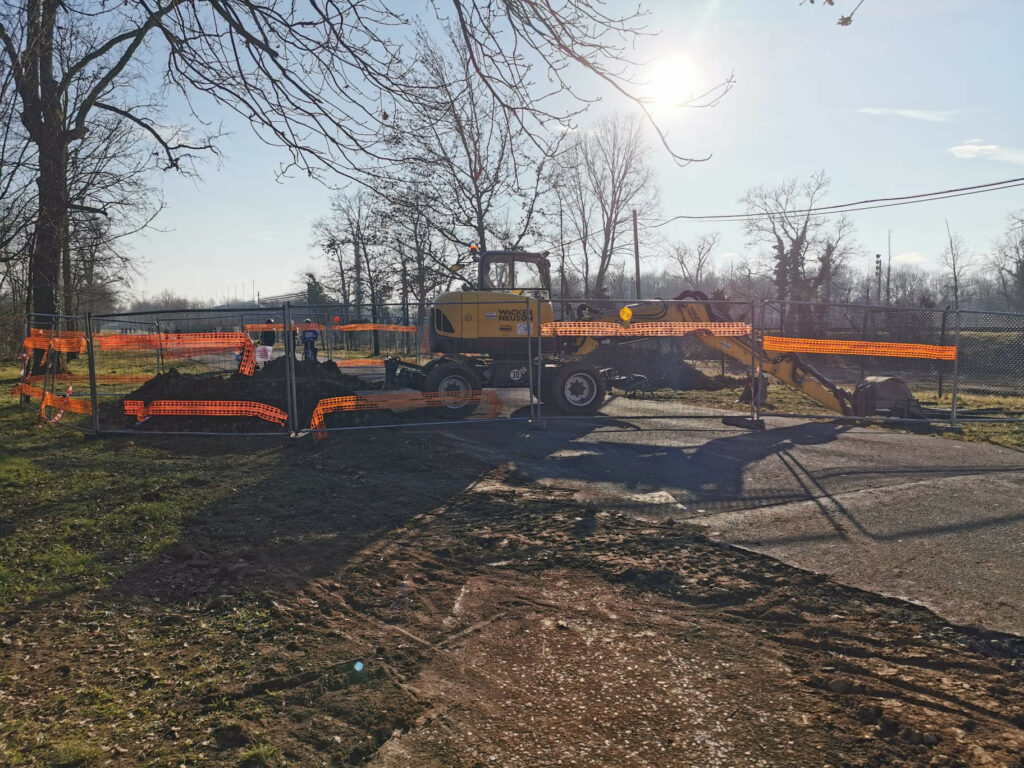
[
  {"x1": 30, "y1": 129, "x2": 69, "y2": 371},
  {"x1": 31, "y1": 133, "x2": 67, "y2": 325}
]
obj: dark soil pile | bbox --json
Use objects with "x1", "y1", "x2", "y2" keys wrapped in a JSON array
[
  {"x1": 584, "y1": 338, "x2": 721, "y2": 392},
  {"x1": 109, "y1": 358, "x2": 372, "y2": 432}
]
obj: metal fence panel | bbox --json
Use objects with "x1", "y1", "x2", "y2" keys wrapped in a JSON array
[
  {"x1": 953, "y1": 310, "x2": 1024, "y2": 420},
  {"x1": 13, "y1": 313, "x2": 94, "y2": 431},
  {"x1": 89, "y1": 307, "x2": 293, "y2": 435},
  {"x1": 536, "y1": 297, "x2": 758, "y2": 422},
  {"x1": 16, "y1": 299, "x2": 1024, "y2": 435},
  {"x1": 760, "y1": 300, "x2": 956, "y2": 421}
]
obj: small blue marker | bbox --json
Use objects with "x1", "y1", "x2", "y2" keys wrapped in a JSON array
[{"x1": 354, "y1": 661, "x2": 364, "y2": 672}]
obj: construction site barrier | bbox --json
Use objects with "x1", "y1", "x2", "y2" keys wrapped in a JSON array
[
  {"x1": 244, "y1": 323, "x2": 326, "y2": 332},
  {"x1": 762, "y1": 336, "x2": 958, "y2": 361},
  {"x1": 123, "y1": 399, "x2": 288, "y2": 426},
  {"x1": 335, "y1": 359, "x2": 387, "y2": 367},
  {"x1": 541, "y1": 321, "x2": 752, "y2": 337},
  {"x1": 332, "y1": 323, "x2": 417, "y2": 333},
  {"x1": 11, "y1": 382, "x2": 93, "y2": 418},
  {"x1": 21, "y1": 334, "x2": 88, "y2": 353},
  {"x1": 96, "y1": 332, "x2": 256, "y2": 375},
  {"x1": 310, "y1": 389, "x2": 502, "y2": 439}
]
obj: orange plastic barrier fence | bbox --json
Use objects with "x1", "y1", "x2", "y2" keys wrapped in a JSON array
[
  {"x1": 27, "y1": 328, "x2": 87, "y2": 341},
  {"x1": 335, "y1": 359, "x2": 387, "y2": 367},
  {"x1": 42, "y1": 389, "x2": 92, "y2": 415},
  {"x1": 761, "y1": 335, "x2": 957, "y2": 361},
  {"x1": 21, "y1": 334, "x2": 88, "y2": 353},
  {"x1": 10, "y1": 382, "x2": 93, "y2": 416},
  {"x1": 541, "y1": 321, "x2": 752, "y2": 337},
  {"x1": 123, "y1": 399, "x2": 288, "y2": 426},
  {"x1": 310, "y1": 389, "x2": 502, "y2": 439},
  {"x1": 96, "y1": 332, "x2": 256, "y2": 375},
  {"x1": 332, "y1": 323, "x2": 417, "y2": 332},
  {"x1": 244, "y1": 323, "x2": 326, "y2": 332}
]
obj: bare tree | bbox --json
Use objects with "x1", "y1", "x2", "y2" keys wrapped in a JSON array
[
  {"x1": 942, "y1": 220, "x2": 975, "y2": 310},
  {"x1": 556, "y1": 112, "x2": 658, "y2": 299},
  {"x1": 813, "y1": 215, "x2": 858, "y2": 304},
  {"x1": 990, "y1": 211, "x2": 1024, "y2": 311},
  {"x1": 387, "y1": 26, "x2": 561, "y2": 253},
  {"x1": 2, "y1": 0, "x2": 708, "y2": 335},
  {"x1": 670, "y1": 233, "x2": 720, "y2": 292},
  {"x1": 742, "y1": 171, "x2": 831, "y2": 304}
]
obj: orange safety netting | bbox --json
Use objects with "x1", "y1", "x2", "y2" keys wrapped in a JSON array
[
  {"x1": 541, "y1": 321, "x2": 752, "y2": 337},
  {"x1": 21, "y1": 334, "x2": 88, "y2": 353},
  {"x1": 761, "y1": 335, "x2": 958, "y2": 361},
  {"x1": 123, "y1": 399, "x2": 288, "y2": 426},
  {"x1": 244, "y1": 323, "x2": 326, "y2": 332},
  {"x1": 332, "y1": 323, "x2": 417, "y2": 332},
  {"x1": 310, "y1": 389, "x2": 501, "y2": 439},
  {"x1": 96, "y1": 332, "x2": 256, "y2": 375},
  {"x1": 28, "y1": 327, "x2": 85, "y2": 338},
  {"x1": 335, "y1": 359, "x2": 387, "y2": 367},
  {"x1": 10, "y1": 382, "x2": 93, "y2": 415}
]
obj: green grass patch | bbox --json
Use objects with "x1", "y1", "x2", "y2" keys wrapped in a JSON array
[
  {"x1": 238, "y1": 742, "x2": 282, "y2": 767},
  {"x1": 0, "y1": 398, "x2": 269, "y2": 608}
]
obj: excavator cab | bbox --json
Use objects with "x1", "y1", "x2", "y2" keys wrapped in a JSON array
[
  {"x1": 477, "y1": 250, "x2": 552, "y2": 300},
  {"x1": 429, "y1": 249, "x2": 555, "y2": 355}
]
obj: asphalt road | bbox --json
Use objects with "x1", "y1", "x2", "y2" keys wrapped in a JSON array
[{"x1": 447, "y1": 401, "x2": 1024, "y2": 636}]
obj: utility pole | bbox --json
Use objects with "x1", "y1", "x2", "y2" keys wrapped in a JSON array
[
  {"x1": 559, "y1": 206, "x2": 567, "y2": 307},
  {"x1": 886, "y1": 230, "x2": 893, "y2": 305},
  {"x1": 875, "y1": 254, "x2": 882, "y2": 304},
  {"x1": 632, "y1": 209, "x2": 641, "y2": 300}
]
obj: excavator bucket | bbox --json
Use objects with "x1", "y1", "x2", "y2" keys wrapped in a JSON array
[{"x1": 852, "y1": 376, "x2": 925, "y2": 419}]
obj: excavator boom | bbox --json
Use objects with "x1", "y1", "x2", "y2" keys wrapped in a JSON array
[{"x1": 670, "y1": 294, "x2": 853, "y2": 415}]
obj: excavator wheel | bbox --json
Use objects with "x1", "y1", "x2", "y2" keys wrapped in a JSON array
[
  {"x1": 547, "y1": 361, "x2": 607, "y2": 415},
  {"x1": 423, "y1": 361, "x2": 483, "y2": 419}
]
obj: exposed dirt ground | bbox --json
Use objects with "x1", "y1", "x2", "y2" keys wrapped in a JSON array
[
  {"x1": 105, "y1": 359, "x2": 369, "y2": 431},
  {"x1": 2, "y1": 429, "x2": 1022, "y2": 767}
]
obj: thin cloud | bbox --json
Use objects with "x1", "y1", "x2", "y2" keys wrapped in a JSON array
[
  {"x1": 894, "y1": 252, "x2": 927, "y2": 264},
  {"x1": 948, "y1": 141, "x2": 1024, "y2": 165},
  {"x1": 858, "y1": 107, "x2": 956, "y2": 123}
]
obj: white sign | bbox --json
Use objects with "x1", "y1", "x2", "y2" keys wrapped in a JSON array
[{"x1": 255, "y1": 345, "x2": 273, "y2": 362}]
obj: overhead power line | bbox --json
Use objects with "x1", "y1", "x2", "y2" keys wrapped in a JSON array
[{"x1": 650, "y1": 175, "x2": 1024, "y2": 226}]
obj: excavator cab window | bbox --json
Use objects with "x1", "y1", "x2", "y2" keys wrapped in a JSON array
[{"x1": 478, "y1": 251, "x2": 552, "y2": 299}]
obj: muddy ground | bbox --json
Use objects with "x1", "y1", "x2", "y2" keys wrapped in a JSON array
[{"x1": 1, "y1": 428, "x2": 1021, "y2": 767}]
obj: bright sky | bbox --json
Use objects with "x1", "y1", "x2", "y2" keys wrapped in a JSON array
[{"x1": 130, "y1": 0, "x2": 1024, "y2": 302}]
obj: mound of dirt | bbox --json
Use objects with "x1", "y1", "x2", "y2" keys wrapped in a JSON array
[
  {"x1": 110, "y1": 358, "x2": 372, "y2": 431},
  {"x1": 583, "y1": 338, "x2": 721, "y2": 391}
]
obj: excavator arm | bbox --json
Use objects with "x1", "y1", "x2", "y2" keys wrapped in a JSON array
[{"x1": 629, "y1": 291, "x2": 854, "y2": 416}]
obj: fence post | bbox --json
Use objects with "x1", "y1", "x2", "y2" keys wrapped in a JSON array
[
  {"x1": 283, "y1": 303, "x2": 298, "y2": 434},
  {"x1": 937, "y1": 307, "x2": 949, "y2": 398},
  {"x1": 950, "y1": 309, "x2": 961, "y2": 427},
  {"x1": 527, "y1": 297, "x2": 536, "y2": 422},
  {"x1": 536, "y1": 299, "x2": 544, "y2": 424},
  {"x1": 86, "y1": 313, "x2": 100, "y2": 434}
]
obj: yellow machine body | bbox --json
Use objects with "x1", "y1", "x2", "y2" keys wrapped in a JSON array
[{"x1": 429, "y1": 291, "x2": 554, "y2": 355}]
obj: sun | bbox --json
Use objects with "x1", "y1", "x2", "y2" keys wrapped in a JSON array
[{"x1": 644, "y1": 54, "x2": 703, "y2": 114}]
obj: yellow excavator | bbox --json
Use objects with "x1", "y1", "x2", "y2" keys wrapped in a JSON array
[{"x1": 387, "y1": 249, "x2": 924, "y2": 420}]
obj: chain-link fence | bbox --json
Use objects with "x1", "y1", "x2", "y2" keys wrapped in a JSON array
[
  {"x1": 11, "y1": 299, "x2": 1024, "y2": 435},
  {"x1": 953, "y1": 310, "x2": 1024, "y2": 421},
  {"x1": 535, "y1": 297, "x2": 758, "y2": 423},
  {"x1": 760, "y1": 301, "x2": 955, "y2": 420}
]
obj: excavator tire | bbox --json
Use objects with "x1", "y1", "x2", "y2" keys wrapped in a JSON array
[
  {"x1": 423, "y1": 360, "x2": 483, "y2": 419},
  {"x1": 547, "y1": 361, "x2": 607, "y2": 415}
]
